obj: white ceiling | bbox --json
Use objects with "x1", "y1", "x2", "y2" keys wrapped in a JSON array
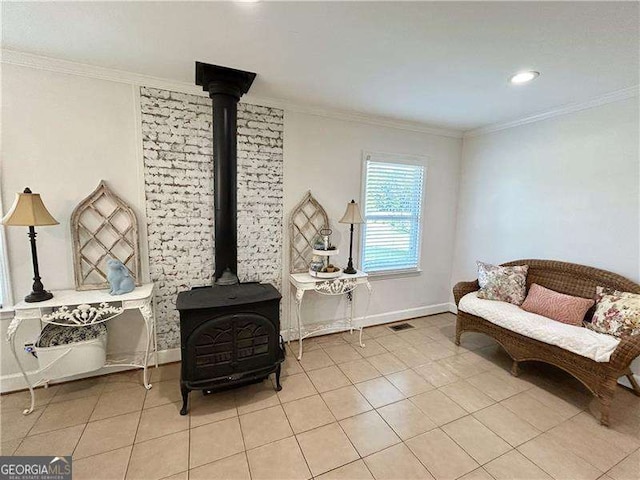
[{"x1": 3, "y1": 1, "x2": 638, "y2": 131}]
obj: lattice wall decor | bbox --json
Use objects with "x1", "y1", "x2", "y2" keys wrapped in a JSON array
[
  {"x1": 289, "y1": 191, "x2": 330, "y2": 273},
  {"x1": 71, "y1": 181, "x2": 141, "y2": 291}
]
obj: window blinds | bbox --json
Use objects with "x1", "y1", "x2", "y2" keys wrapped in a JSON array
[{"x1": 361, "y1": 158, "x2": 425, "y2": 273}]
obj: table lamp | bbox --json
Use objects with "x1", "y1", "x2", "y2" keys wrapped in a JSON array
[
  {"x1": 339, "y1": 200, "x2": 364, "y2": 275},
  {"x1": 2, "y1": 188, "x2": 59, "y2": 302}
]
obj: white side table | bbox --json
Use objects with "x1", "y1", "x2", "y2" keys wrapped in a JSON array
[
  {"x1": 6, "y1": 283, "x2": 158, "y2": 414},
  {"x1": 289, "y1": 271, "x2": 372, "y2": 360}
]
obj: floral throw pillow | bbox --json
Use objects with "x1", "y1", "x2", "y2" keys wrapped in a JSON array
[
  {"x1": 476, "y1": 261, "x2": 529, "y2": 305},
  {"x1": 587, "y1": 286, "x2": 640, "y2": 337}
]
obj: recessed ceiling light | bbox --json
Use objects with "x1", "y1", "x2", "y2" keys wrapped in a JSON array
[{"x1": 509, "y1": 71, "x2": 540, "y2": 85}]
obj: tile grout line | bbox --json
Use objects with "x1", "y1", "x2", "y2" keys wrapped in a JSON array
[
  {"x1": 65, "y1": 385, "x2": 112, "y2": 460},
  {"x1": 300, "y1": 336, "x2": 441, "y2": 477},
  {"x1": 437, "y1": 415, "x2": 509, "y2": 468},
  {"x1": 278, "y1": 389, "x2": 317, "y2": 479},
  {"x1": 487, "y1": 439, "x2": 545, "y2": 471},
  {"x1": 186, "y1": 390, "x2": 192, "y2": 478},
  {"x1": 476, "y1": 466, "x2": 498, "y2": 480},
  {"x1": 279, "y1": 361, "x2": 380, "y2": 477},
  {"x1": 235, "y1": 396, "x2": 253, "y2": 480},
  {"x1": 437, "y1": 380, "x2": 493, "y2": 415},
  {"x1": 403, "y1": 436, "x2": 441, "y2": 480},
  {"x1": 515, "y1": 440, "x2": 566, "y2": 480},
  {"x1": 320, "y1": 388, "x2": 366, "y2": 466},
  {"x1": 603, "y1": 445, "x2": 639, "y2": 476},
  {"x1": 334, "y1": 353, "x2": 385, "y2": 379},
  {"x1": 22, "y1": 397, "x2": 78, "y2": 439},
  {"x1": 313, "y1": 458, "x2": 374, "y2": 480},
  {"x1": 355, "y1": 402, "x2": 405, "y2": 455},
  {"x1": 25, "y1": 375, "x2": 152, "y2": 463},
  {"x1": 515, "y1": 413, "x2": 606, "y2": 479},
  {"x1": 122, "y1": 382, "x2": 148, "y2": 480},
  {"x1": 7, "y1": 439, "x2": 23, "y2": 456},
  {"x1": 5, "y1": 316, "x2": 636, "y2": 480},
  {"x1": 471, "y1": 404, "x2": 543, "y2": 448}
]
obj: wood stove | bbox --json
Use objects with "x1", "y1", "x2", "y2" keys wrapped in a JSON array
[
  {"x1": 176, "y1": 62, "x2": 284, "y2": 415},
  {"x1": 177, "y1": 283, "x2": 284, "y2": 415}
]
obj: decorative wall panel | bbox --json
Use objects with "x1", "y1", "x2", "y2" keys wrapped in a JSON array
[
  {"x1": 71, "y1": 180, "x2": 142, "y2": 290},
  {"x1": 140, "y1": 87, "x2": 284, "y2": 349}
]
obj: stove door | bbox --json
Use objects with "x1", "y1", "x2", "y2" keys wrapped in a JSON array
[{"x1": 185, "y1": 312, "x2": 277, "y2": 382}]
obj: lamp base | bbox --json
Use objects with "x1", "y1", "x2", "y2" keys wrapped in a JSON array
[
  {"x1": 25, "y1": 290, "x2": 53, "y2": 303},
  {"x1": 343, "y1": 266, "x2": 357, "y2": 275}
]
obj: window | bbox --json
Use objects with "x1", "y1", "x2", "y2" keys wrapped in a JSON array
[
  {"x1": 360, "y1": 152, "x2": 426, "y2": 274},
  {"x1": 0, "y1": 228, "x2": 11, "y2": 308},
  {"x1": 0, "y1": 194, "x2": 12, "y2": 309}
]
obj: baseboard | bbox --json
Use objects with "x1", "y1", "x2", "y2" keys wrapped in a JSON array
[
  {"x1": 448, "y1": 302, "x2": 457, "y2": 314},
  {"x1": 0, "y1": 348, "x2": 181, "y2": 394},
  {"x1": 3, "y1": 315, "x2": 637, "y2": 394},
  {"x1": 156, "y1": 347, "x2": 181, "y2": 364},
  {"x1": 281, "y1": 302, "x2": 452, "y2": 342},
  {"x1": 0, "y1": 303, "x2": 453, "y2": 393}
]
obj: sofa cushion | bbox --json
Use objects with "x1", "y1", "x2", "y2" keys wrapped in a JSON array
[
  {"x1": 588, "y1": 287, "x2": 640, "y2": 338},
  {"x1": 521, "y1": 283, "x2": 594, "y2": 326},
  {"x1": 476, "y1": 261, "x2": 528, "y2": 305},
  {"x1": 459, "y1": 292, "x2": 620, "y2": 362}
]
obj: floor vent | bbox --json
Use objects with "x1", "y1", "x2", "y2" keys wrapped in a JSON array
[{"x1": 388, "y1": 323, "x2": 414, "y2": 332}]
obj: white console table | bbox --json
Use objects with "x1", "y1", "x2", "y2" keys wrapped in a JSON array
[
  {"x1": 6, "y1": 283, "x2": 158, "y2": 414},
  {"x1": 289, "y1": 271, "x2": 372, "y2": 360}
]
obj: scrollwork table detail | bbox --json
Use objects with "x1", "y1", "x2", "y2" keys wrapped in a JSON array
[
  {"x1": 6, "y1": 283, "x2": 158, "y2": 415},
  {"x1": 289, "y1": 271, "x2": 372, "y2": 360}
]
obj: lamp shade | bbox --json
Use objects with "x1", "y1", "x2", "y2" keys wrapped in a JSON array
[
  {"x1": 2, "y1": 188, "x2": 59, "y2": 227},
  {"x1": 339, "y1": 200, "x2": 364, "y2": 225}
]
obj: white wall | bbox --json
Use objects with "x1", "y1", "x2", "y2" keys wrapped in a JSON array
[
  {"x1": 283, "y1": 112, "x2": 461, "y2": 332},
  {"x1": 3, "y1": 58, "x2": 638, "y2": 390},
  {"x1": 1, "y1": 64, "x2": 149, "y2": 389},
  {"x1": 2, "y1": 64, "x2": 148, "y2": 297},
  {"x1": 452, "y1": 97, "x2": 639, "y2": 285},
  {"x1": 1, "y1": 62, "x2": 462, "y2": 389},
  {"x1": 451, "y1": 98, "x2": 640, "y2": 379}
]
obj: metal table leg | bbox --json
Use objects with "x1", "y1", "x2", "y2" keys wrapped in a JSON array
[
  {"x1": 152, "y1": 293, "x2": 159, "y2": 368},
  {"x1": 139, "y1": 300, "x2": 154, "y2": 390},
  {"x1": 359, "y1": 281, "x2": 373, "y2": 348},
  {"x1": 6, "y1": 317, "x2": 36, "y2": 415},
  {"x1": 295, "y1": 288, "x2": 305, "y2": 360}
]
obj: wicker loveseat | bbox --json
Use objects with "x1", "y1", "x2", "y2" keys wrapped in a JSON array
[{"x1": 453, "y1": 259, "x2": 640, "y2": 426}]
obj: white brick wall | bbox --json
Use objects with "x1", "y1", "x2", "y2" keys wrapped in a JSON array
[{"x1": 140, "y1": 87, "x2": 283, "y2": 349}]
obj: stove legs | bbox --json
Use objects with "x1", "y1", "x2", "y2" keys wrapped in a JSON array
[
  {"x1": 275, "y1": 364, "x2": 282, "y2": 391},
  {"x1": 180, "y1": 367, "x2": 284, "y2": 414},
  {"x1": 180, "y1": 386, "x2": 189, "y2": 415}
]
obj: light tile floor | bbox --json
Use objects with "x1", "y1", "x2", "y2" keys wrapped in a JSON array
[{"x1": 1, "y1": 312, "x2": 639, "y2": 480}]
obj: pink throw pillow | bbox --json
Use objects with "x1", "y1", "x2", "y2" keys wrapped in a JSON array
[{"x1": 521, "y1": 283, "x2": 594, "y2": 326}]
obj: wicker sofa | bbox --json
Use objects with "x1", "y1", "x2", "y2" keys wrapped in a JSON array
[{"x1": 453, "y1": 259, "x2": 640, "y2": 426}]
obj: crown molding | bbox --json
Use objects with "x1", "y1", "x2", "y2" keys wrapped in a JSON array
[
  {"x1": 464, "y1": 85, "x2": 640, "y2": 138},
  {"x1": 1, "y1": 49, "x2": 463, "y2": 139},
  {"x1": 1, "y1": 48, "x2": 208, "y2": 97},
  {"x1": 274, "y1": 100, "x2": 462, "y2": 138}
]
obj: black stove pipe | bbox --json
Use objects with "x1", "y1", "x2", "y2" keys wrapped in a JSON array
[
  {"x1": 211, "y1": 93, "x2": 238, "y2": 284},
  {"x1": 196, "y1": 62, "x2": 256, "y2": 285}
]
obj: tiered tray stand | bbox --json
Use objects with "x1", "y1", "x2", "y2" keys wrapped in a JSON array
[{"x1": 309, "y1": 248, "x2": 341, "y2": 278}]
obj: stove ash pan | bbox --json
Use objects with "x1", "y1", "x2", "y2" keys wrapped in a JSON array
[{"x1": 177, "y1": 282, "x2": 284, "y2": 415}]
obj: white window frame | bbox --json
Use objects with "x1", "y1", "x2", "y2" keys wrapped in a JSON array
[
  {"x1": 359, "y1": 150, "x2": 427, "y2": 277},
  {"x1": 0, "y1": 193, "x2": 14, "y2": 310}
]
